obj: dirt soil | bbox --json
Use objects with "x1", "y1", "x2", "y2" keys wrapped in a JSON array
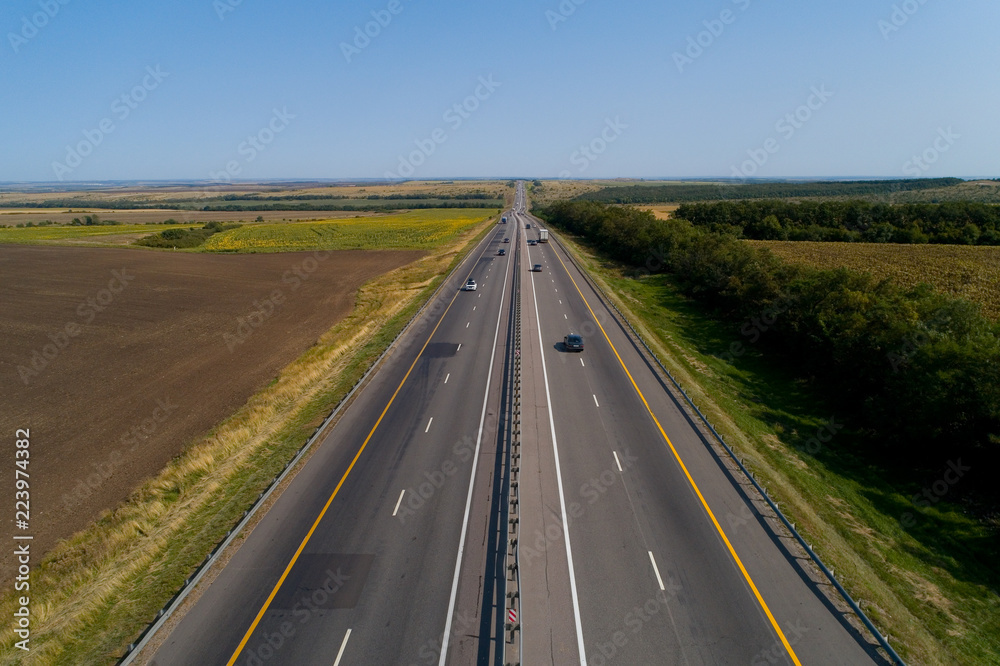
[{"x1": 0, "y1": 245, "x2": 423, "y2": 583}]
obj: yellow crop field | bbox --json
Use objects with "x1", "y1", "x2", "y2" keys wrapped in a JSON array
[
  {"x1": 638, "y1": 204, "x2": 680, "y2": 220},
  {"x1": 750, "y1": 240, "x2": 1000, "y2": 319},
  {"x1": 0, "y1": 223, "x2": 194, "y2": 245},
  {"x1": 203, "y1": 209, "x2": 494, "y2": 253}
]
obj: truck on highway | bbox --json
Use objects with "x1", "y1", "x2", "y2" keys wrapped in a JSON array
[{"x1": 538, "y1": 229, "x2": 549, "y2": 243}]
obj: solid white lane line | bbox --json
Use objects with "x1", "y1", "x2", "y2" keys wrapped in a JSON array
[
  {"x1": 613, "y1": 451, "x2": 623, "y2": 472},
  {"x1": 425, "y1": 417, "x2": 433, "y2": 433},
  {"x1": 333, "y1": 629, "x2": 351, "y2": 666},
  {"x1": 649, "y1": 552, "x2": 666, "y2": 591},
  {"x1": 528, "y1": 243, "x2": 588, "y2": 665},
  {"x1": 593, "y1": 394, "x2": 600, "y2": 408},
  {"x1": 392, "y1": 490, "x2": 406, "y2": 516},
  {"x1": 444, "y1": 373, "x2": 450, "y2": 384},
  {"x1": 439, "y1": 236, "x2": 514, "y2": 666}
]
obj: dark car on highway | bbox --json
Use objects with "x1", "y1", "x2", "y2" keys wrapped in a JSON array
[
  {"x1": 564, "y1": 334, "x2": 584, "y2": 352},
  {"x1": 498, "y1": 248, "x2": 506, "y2": 256}
]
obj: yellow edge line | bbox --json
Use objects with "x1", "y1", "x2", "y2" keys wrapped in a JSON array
[
  {"x1": 226, "y1": 277, "x2": 466, "y2": 665},
  {"x1": 551, "y1": 246, "x2": 803, "y2": 666}
]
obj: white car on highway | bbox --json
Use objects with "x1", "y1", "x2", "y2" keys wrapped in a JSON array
[{"x1": 464, "y1": 279, "x2": 477, "y2": 291}]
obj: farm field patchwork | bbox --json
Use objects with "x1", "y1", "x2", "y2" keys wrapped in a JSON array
[
  {"x1": 0, "y1": 209, "x2": 381, "y2": 228},
  {"x1": 749, "y1": 240, "x2": 1000, "y2": 319}
]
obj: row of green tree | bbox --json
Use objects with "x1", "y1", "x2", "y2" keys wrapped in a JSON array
[
  {"x1": 136, "y1": 221, "x2": 240, "y2": 249},
  {"x1": 673, "y1": 200, "x2": 1000, "y2": 244},
  {"x1": 538, "y1": 201, "x2": 1000, "y2": 501},
  {"x1": 573, "y1": 178, "x2": 965, "y2": 204}
]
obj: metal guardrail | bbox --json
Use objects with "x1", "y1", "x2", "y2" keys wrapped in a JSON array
[
  {"x1": 117, "y1": 220, "x2": 501, "y2": 665},
  {"x1": 546, "y1": 226, "x2": 906, "y2": 666},
  {"x1": 504, "y1": 219, "x2": 523, "y2": 665}
]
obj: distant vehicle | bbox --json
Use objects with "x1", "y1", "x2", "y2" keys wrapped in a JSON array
[
  {"x1": 528, "y1": 239, "x2": 537, "y2": 245},
  {"x1": 464, "y1": 279, "x2": 477, "y2": 291},
  {"x1": 564, "y1": 334, "x2": 584, "y2": 352},
  {"x1": 503, "y1": 237, "x2": 510, "y2": 243},
  {"x1": 526, "y1": 223, "x2": 531, "y2": 229},
  {"x1": 532, "y1": 264, "x2": 542, "y2": 272},
  {"x1": 498, "y1": 248, "x2": 506, "y2": 256},
  {"x1": 502, "y1": 216, "x2": 507, "y2": 223},
  {"x1": 539, "y1": 229, "x2": 549, "y2": 243}
]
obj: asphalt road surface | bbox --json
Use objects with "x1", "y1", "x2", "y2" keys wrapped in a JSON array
[{"x1": 147, "y1": 183, "x2": 884, "y2": 665}]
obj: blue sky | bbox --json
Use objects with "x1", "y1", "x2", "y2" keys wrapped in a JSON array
[{"x1": 2, "y1": 0, "x2": 998, "y2": 182}]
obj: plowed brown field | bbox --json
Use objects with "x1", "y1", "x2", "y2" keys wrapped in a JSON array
[{"x1": 0, "y1": 245, "x2": 422, "y2": 581}]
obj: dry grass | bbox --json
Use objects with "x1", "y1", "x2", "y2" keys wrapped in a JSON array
[
  {"x1": 0, "y1": 216, "x2": 496, "y2": 665},
  {"x1": 750, "y1": 241, "x2": 1000, "y2": 319}
]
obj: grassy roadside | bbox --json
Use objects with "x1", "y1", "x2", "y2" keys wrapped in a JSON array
[
  {"x1": 0, "y1": 215, "x2": 498, "y2": 665},
  {"x1": 554, "y1": 231, "x2": 999, "y2": 665}
]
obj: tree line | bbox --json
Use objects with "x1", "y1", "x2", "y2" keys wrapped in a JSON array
[
  {"x1": 572, "y1": 178, "x2": 965, "y2": 204},
  {"x1": 538, "y1": 201, "x2": 1000, "y2": 503},
  {"x1": 674, "y1": 200, "x2": 1000, "y2": 244}
]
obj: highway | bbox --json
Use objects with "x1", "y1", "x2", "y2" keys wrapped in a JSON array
[
  {"x1": 511, "y1": 185, "x2": 882, "y2": 665},
  {"x1": 148, "y1": 204, "x2": 519, "y2": 665},
  {"x1": 145, "y1": 182, "x2": 884, "y2": 665}
]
